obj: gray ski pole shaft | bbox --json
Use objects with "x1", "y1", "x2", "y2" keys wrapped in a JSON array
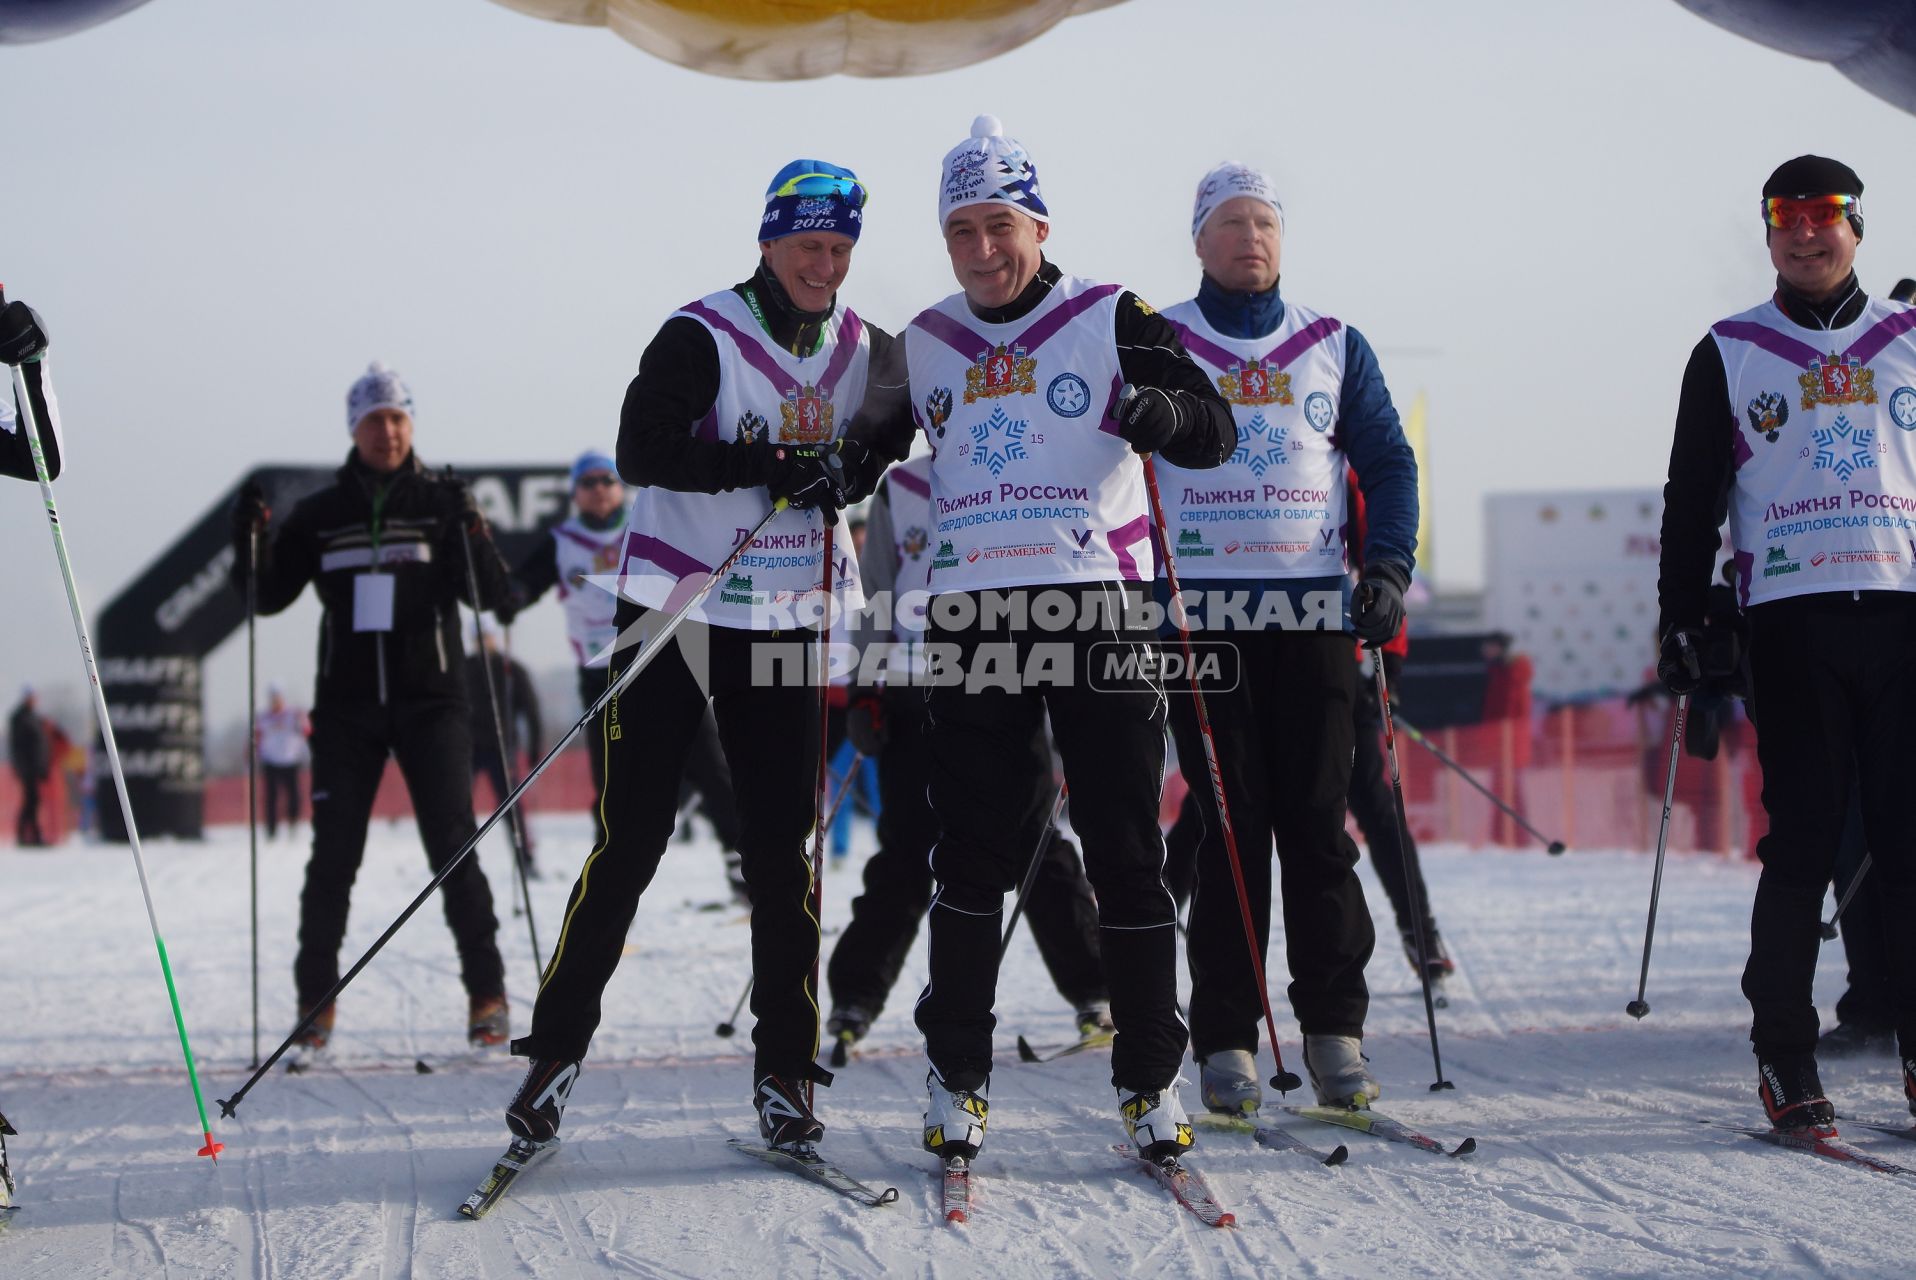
[
  {"x1": 999, "y1": 781, "x2": 1067, "y2": 959},
  {"x1": 459, "y1": 523, "x2": 542, "y2": 972},
  {"x1": 1395, "y1": 715, "x2": 1566, "y2": 854},
  {"x1": 1627, "y1": 692, "x2": 1690, "y2": 1019},
  {"x1": 7, "y1": 358, "x2": 222, "y2": 1160},
  {"x1": 1822, "y1": 851, "x2": 1872, "y2": 940},
  {"x1": 247, "y1": 525, "x2": 261, "y2": 1069},
  {"x1": 1373, "y1": 656, "x2": 1454, "y2": 1091},
  {"x1": 218, "y1": 501, "x2": 790, "y2": 1116}
]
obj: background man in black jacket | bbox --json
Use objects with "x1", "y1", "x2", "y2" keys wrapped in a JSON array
[{"x1": 233, "y1": 362, "x2": 513, "y2": 1060}]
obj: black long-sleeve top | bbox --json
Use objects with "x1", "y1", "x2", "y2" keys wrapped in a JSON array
[
  {"x1": 233, "y1": 451, "x2": 511, "y2": 706},
  {"x1": 848, "y1": 259, "x2": 1235, "y2": 471},
  {"x1": 1657, "y1": 274, "x2": 1868, "y2": 632}
]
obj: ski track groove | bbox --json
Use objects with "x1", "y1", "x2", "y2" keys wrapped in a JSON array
[
  {"x1": 331, "y1": 1065, "x2": 421, "y2": 1280},
  {"x1": 112, "y1": 1166, "x2": 169, "y2": 1278}
]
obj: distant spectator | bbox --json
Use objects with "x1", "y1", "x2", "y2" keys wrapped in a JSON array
[
  {"x1": 1480, "y1": 633, "x2": 1535, "y2": 846},
  {"x1": 257, "y1": 683, "x2": 312, "y2": 840},
  {"x1": 8, "y1": 687, "x2": 49, "y2": 847}
]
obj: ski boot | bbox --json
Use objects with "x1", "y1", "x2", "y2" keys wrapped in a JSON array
[
  {"x1": 1074, "y1": 1000, "x2": 1117, "y2": 1037},
  {"x1": 1757, "y1": 1053, "x2": 1836, "y2": 1134},
  {"x1": 1119, "y1": 1082, "x2": 1194, "y2": 1162},
  {"x1": 754, "y1": 1071, "x2": 826, "y2": 1151},
  {"x1": 1401, "y1": 924, "x2": 1456, "y2": 983},
  {"x1": 1819, "y1": 1019, "x2": 1894, "y2": 1058},
  {"x1": 468, "y1": 995, "x2": 511, "y2": 1050},
  {"x1": 506, "y1": 1056, "x2": 581, "y2": 1144},
  {"x1": 285, "y1": 1002, "x2": 335, "y2": 1073},
  {"x1": 825, "y1": 1005, "x2": 873, "y2": 1067},
  {"x1": 1198, "y1": 1049, "x2": 1261, "y2": 1116},
  {"x1": 1304, "y1": 1034, "x2": 1380, "y2": 1110},
  {"x1": 923, "y1": 1069, "x2": 989, "y2": 1160}
]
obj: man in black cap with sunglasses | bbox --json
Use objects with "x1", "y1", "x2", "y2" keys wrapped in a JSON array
[{"x1": 1658, "y1": 155, "x2": 1916, "y2": 1135}]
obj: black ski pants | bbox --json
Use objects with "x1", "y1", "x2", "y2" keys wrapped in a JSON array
[
  {"x1": 827, "y1": 691, "x2": 1105, "y2": 1020},
  {"x1": 1831, "y1": 785, "x2": 1894, "y2": 1031},
  {"x1": 1743, "y1": 591, "x2": 1916, "y2": 1059},
  {"x1": 914, "y1": 584, "x2": 1184, "y2": 1093},
  {"x1": 1349, "y1": 669, "x2": 1434, "y2": 941},
  {"x1": 298, "y1": 694, "x2": 505, "y2": 1009},
  {"x1": 263, "y1": 763, "x2": 301, "y2": 838},
  {"x1": 576, "y1": 666, "x2": 610, "y2": 850},
  {"x1": 1170, "y1": 628, "x2": 1373, "y2": 1055},
  {"x1": 526, "y1": 604, "x2": 823, "y2": 1079}
]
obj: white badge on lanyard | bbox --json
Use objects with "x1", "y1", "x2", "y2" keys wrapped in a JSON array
[{"x1": 354, "y1": 573, "x2": 395, "y2": 632}]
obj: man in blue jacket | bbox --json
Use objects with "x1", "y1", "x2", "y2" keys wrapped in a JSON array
[{"x1": 1153, "y1": 162, "x2": 1419, "y2": 1117}]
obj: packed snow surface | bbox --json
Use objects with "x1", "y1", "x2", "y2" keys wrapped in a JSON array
[{"x1": 1, "y1": 814, "x2": 1910, "y2": 1278}]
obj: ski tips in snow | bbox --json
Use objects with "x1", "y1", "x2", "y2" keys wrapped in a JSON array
[
  {"x1": 941, "y1": 1155, "x2": 971, "y2": 1223},
  {"x1": 459, "y1": 1136, "x2": 559, "y2": 1219}
]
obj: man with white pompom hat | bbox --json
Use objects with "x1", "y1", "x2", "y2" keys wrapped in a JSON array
[{"x1": 854, "y1": 115, "x2": 1234, "y2": 1166}]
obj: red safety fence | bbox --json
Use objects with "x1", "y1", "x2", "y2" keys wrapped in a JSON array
[
  {"x1": 1391, "y1": 700, "x2": 1762, "y2": 858},
  {"x1": 5, "y1": 699, "x2": 1760, "y2": 856}
]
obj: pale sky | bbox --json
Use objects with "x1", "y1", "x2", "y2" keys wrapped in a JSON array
[{"x1": 3, "y1": 0, "x2": 1912, "y2": 734}]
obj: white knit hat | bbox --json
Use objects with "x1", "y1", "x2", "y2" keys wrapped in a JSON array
[
  {"x1": 1191, "y1": 162, "x2": 1284, "y2": 242},
  {"x1": 938, "y1": 115, "x2": 1048, "y2": 229},
  {"x1": 346, "y1": 361, "x2": 414, "y2": 433}
]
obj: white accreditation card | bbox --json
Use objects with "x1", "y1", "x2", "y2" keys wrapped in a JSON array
[{"x1": 354, "y1": 573, "x2": 395, "y2": 632}]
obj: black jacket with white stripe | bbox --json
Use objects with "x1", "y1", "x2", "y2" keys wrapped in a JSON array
[{"x1": 236, "y1": 451, "x2": 511, "y2": 707}]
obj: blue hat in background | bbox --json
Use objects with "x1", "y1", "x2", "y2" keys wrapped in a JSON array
[
  {"x1": 760, "y1": 159, "x2": 867, "y2": 244},
  {"x1": 570, "y1": 449, "x2": 618, "y2": 487}
]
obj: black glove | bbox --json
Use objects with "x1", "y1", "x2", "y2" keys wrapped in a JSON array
[
  {"x1": 442, "y1": 468, "x2": 491, "y2": 538},
  {"x1": 1113, "y1": 383, "x2": 1185, "y2": 455},
  {"x1": 0, "y1": 300, "x2": 49, "y2": 365},
  {"x1": 834, "y1": 437, "x2": 881, "y2": 504},
  {"x1": 764, "y1": 441, "x2": 849, "y2": 525},
  {"x1": 232, "y1": 479, "x2": 270, "y2": 540},
  {"x1": 846, "y1": 687, "x2": 888, "y2": 756},
  {"x1": 1657, "y1": 625, "x2": 1705, "y2": 696},
  {"x1": 1352, "y1": 560, "x2": 1409, "y2": 647},
  {"x1": 493, "y1": 581, "x2": 530, "y2": 627}
]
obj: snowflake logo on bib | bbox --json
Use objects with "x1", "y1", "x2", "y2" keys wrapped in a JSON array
[
  {"x1": 970, "y1": 407, "x2": 1027, "y2": 476},
  {"x1": 1230, "y1": 412, "x2": 1289, "y2": 477},
  {"x1": 1811, "y1": 414, "x2": 1876, "y2": 483}
]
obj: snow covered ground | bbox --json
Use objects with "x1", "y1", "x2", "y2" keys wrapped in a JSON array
[{"x1": 1, "y1": 812, "x2": 1911, "y2": 1278}]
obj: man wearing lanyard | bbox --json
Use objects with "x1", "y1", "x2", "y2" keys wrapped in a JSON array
[{"x1": 232, "y1": 362, "x2": 513, "y2": 1061}]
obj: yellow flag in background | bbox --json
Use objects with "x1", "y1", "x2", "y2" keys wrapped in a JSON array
[{"x1": 1403, "y1": 391, "x2": 1432, "y2": 580}]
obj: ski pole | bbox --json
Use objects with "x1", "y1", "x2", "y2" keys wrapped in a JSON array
[
  {"x1": 1372, "y1": 656, "x2": 1455, "y2": 1091},
  {"x1": 1627, "y1": 691, "x2": 1690, "y2": 1020},
  {"x1": 715, "y1": 978, "x2": 754, "y2": 1039},
  {"x1": 1140, "y1": 439, "x2": 1303, "y2": 1094},
  {"x1": 459, "y1": 521, "x2": 542, "y2": 973},
  {"x1": 999, "y1": 782, "x2": 1068, "y2": 959},
  {"x1": 1822, "y1": 851, "x2": 1872, "y2": 941},
  {"x1": 807, "y1": 521, "x2": 835, "y2": 1107},
  {"x1": 8, "y1": 353, "x2": 222, "y2": 1161},
  {"x1": 716, "y1": 752, "x2": 862, "y2": 1039},
  {"x1": 247, "y1": 524, "x2": 261, "y2": 1069},
  {"x1": 218, "y1": 502, "x2": 790, "y2": 1116},
  {"x1": 1395, "y1": 715, "x2": 1567, "y2": 855}
]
